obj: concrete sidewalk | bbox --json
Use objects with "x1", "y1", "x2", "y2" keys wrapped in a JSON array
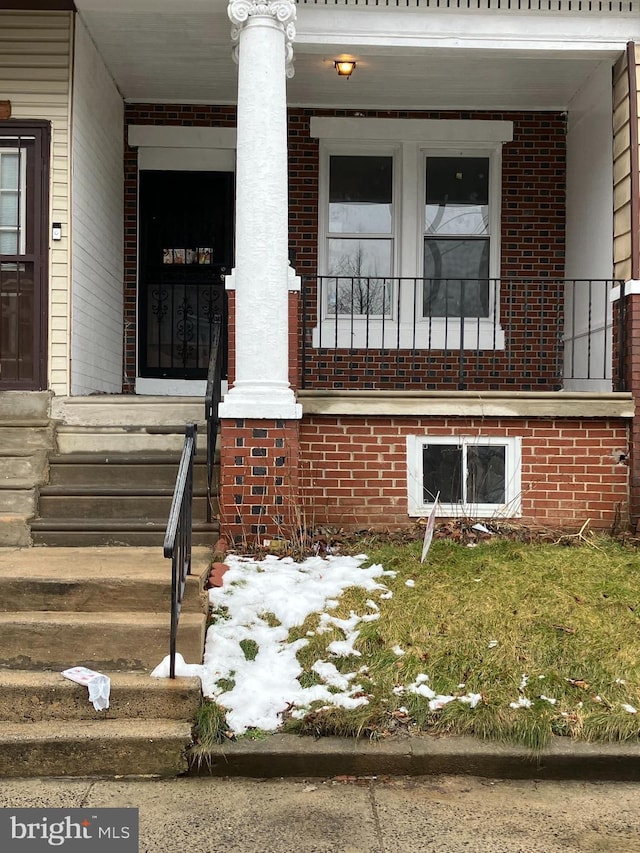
[
  {"x1": 1, "y1": 774, "x2": 639, "y2": 853},
  {"x1": 189, "y1": 733, "x2": 640, "y2": 782}
]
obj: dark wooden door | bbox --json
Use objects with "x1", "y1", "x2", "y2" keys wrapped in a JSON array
[
  {"x1": 138, "y1": 170, "x2": 234, "y2": 379},
  {"x1": 0, "y1": 123, "x2": 49, "y2": 390}
]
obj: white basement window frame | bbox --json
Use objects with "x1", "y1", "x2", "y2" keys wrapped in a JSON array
[
  {"x1": 312, "y1": 118, "x2": 512, "y2": 351},
  {"x1": 406, "y1": 434, "x2": 522, "y2": 518}
]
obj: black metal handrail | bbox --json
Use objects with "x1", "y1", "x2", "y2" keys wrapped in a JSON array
[
  {"x1": 301, "y1": 276, "x2": 626, "y2": 391},
  {"x1": 164, "y1": 423, "x2": 197, "y2": 679},
  {"x1": 205, "y1": 319, "x2": 223, "y2": 524}
]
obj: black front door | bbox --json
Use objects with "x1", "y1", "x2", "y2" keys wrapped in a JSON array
[
  {"x1": 138, "y1": 170, "x2": 234, "y2": 379},
  {"x1": 0, "y1": 122, "x2": 49, "y2": 390}
]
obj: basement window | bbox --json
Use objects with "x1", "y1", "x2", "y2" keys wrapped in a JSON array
[{"x1": 407, "y1": 435, "x2": 522, "y2": 518}]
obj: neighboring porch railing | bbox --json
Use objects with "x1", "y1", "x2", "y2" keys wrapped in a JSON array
[
  {"x1": 205, "y1": 318, "x2": 223, "y2": 525},
  {"x1": 296, "y1": 0, "x2": 638, "y2": 13},
  {"x1": 301, "y1": 277, "x2": 626, "y2": 392},
  {"x1": 164, "y1": 423, "x2": 197, "y2": 679}
]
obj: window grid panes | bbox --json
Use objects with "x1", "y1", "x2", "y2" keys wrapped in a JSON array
[
  {"x1": 423, "y1": 156, "x2": 490, "y2": 318},
  {"x1": 0, "y1": 149, "x2": 26, "y2": 256},
  {"x1": 422, "y1": 442, "x2": 506, "y2": 506},
  {"x1": 327, "y1": 155, "x2": 393, "y2": 316}
]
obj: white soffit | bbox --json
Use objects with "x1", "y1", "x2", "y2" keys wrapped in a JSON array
[{"x1": 74, "y1": 0, "x2": 635, "y2": 109}]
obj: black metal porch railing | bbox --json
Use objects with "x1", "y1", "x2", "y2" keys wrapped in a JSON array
[
  {"x1": 205, "y1": 318, "x2": 223, "y2": 524},
  {"x1": 301, "y1": 277, "x2": 626, "y2": 391},
  {"x1": 164, "y1": 423, "x2": 197, "y2": 679}
]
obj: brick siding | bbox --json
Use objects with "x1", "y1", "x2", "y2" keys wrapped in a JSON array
[
  {"x1": 219, "y1": 418, "x2": 301, "y2": 547},
  {"x1": 291, "y1": 108, "x2": 567, "y2": 392},
  {"x1": 123, "y1": 104, "x2": 566, "y2": 393},
  {"x1": 298, "y1": 416, "x2": 629, "y2": 531}
]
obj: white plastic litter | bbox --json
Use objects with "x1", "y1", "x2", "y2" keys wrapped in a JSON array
[{"x1": 62, "y1": 666, "x2": 111, "y2": 711}]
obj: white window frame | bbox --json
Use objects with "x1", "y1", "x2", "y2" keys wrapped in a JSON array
[
  {"x1": 311, "y1": 118, "x2": 512, "y2": 351},
  {"x1": 319, "y1": 143, "x2": 400, "y2": 321},
  {"x1": 0, "y1": 145, "x2": 28, "y2": 256},
  {"x1": 420, "y1": 147, "x2": 502, "y2": 344},
  {"x1": 406, "y1": 434, "x2": 522, "y2": 518}
]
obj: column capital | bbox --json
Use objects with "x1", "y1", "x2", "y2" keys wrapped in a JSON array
[{"x1": 228, "y1": 0, "x2": 296, "y2": 77}]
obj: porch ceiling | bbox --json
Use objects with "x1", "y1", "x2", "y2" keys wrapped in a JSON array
[{"x1": 74, "y1": 0, "x2": 626, "y2": 110}]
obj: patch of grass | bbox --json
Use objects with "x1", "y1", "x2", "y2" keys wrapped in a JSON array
[
  {"x1": 239, "y1": 638, "x2": 259, "y2": 661},
  {"x1": 190, "y1": 702, "x2": 275, "y2": 760},
  {"x1": 258, "y1": 611, "x2": 281, "y2": 628},
  {"x1": 287, "y1": 536, "x2": 640, "y2": 747},
  {"x1": 189, "y1": 700, "x2": 230, "y2": 766}
]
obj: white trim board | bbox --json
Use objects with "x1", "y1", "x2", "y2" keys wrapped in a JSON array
[
  {"x1": 138, "y1": 147, "x2": 235, "y2": 171},
  {"x1": 128, "y1": 125, "x2": 237, "y2": 149},
  {"x1": 310, "y1": 117, "x2": 514, "y2": 143}
]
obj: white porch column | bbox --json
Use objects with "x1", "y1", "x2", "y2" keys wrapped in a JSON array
[{"x1": 220, "y1": 0, "x2": 301, "y2": 420}]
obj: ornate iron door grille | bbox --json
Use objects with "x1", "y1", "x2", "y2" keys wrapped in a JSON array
[{"x1": 138, "y1": 170, "x2": 233, "y2": 380}]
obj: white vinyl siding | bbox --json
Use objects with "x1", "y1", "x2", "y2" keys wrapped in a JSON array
[
  {"x1": 71, "y1": 18, "x2": 124, "y2": 395},
  {"x1": 612, "y1": 48, "x2": 638, "y2": 283},
  {"x1": 0, "y1": 10, "x2": 73, "y2": 394}
]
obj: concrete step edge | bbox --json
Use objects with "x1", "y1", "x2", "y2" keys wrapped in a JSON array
[
  {"x1": 38, "y1": 487, "x2": 211, "y2": 497},
  {"x1": 0, "y1": 671, "x2": 201, "y2": 689},
  {"x1": 30, "y1": 519, "x2": 219, "y2": 531},
  {"x1": 0, "y1": 671, "x2": 201, "y2": 722},
  {"x1": 0, "y1": 718, "x2": 194, "y2": 738},
  {"x1": 0, "y1": 719, "x2": 193, "y2": 778},
  {"x1": 0, "y1": 611, "x2": 207, "y2": 627},
  {"x1": 47, "y1": 453, "x2": 214, "y2": 464},
  {"x1": 0, "y1": 416, "x2": 54, "y2": 429}
]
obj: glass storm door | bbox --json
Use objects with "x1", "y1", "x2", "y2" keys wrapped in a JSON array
[
  {"x1": 0, "y1": 124, "x2": 49, "y2": 390},
  {"x1": 138, "y1": 170, "x2": 234, "y2": 379}
]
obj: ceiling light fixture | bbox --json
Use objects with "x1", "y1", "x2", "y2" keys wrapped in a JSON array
[{"x1": 334, "y1": 59, "x2": 356, "y2": 78}]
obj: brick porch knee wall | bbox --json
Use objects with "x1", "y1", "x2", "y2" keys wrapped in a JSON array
[
  {"x1": 625, "y1": 295, "x2": 640, "y2": 530},
  {"x1": 219, "y1": 418, "x2": 301, "y2": 547},
  {"x1": 225, "y1": 289, "x2": 300, "y2": 390},
  {"x1": 299, "y1": 416, "x2": 630, "y2": 531}
]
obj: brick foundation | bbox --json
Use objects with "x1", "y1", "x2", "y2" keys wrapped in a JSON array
[
  {"x1": 219, "y1": 418, "x2": 301, "y2": 547},
  {"x1": 299, "y1": 415, "x2": 630, "y2": 531}
]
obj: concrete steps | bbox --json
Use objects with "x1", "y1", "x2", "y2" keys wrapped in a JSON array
[
  {"x1": 0, "y1": 720, "x2": 195, "y2": 778},
  {"x1": 0, "y1": 671, "x2": 202, "y2": 722},
  {"x1": 0, "y1": 610, "x2": 206, "y2": 671},
  {"x1": 31, "y1": 451, "x2": 219, "y2": 547},
  {"x1": 0, "y1": 545, "x2": 211, "y2": 777},
  {"x1": 0, "y1": 391, "x2": 55, "y2": 546}
]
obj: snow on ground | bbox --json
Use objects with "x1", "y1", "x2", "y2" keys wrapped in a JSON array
[{"x1": 153, "y1": 553, "x2": 395, "y2": 734}]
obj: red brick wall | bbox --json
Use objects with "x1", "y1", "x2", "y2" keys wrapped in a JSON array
[
  {"x1": 298, "y1": 416, "x2": 629, "y2": 531},
  {"x1": 291, "y1": 108, "x2": 567, "y2": 392},
  {"x1": 123, "y1": 104, "x2": 566, "y2": 393},
  {"x1": 219, "y1": 418, "x2": 300, "y2": 547},
  {"x1": 624, "y1": 294, "x2": 640, "y2": 530}
]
